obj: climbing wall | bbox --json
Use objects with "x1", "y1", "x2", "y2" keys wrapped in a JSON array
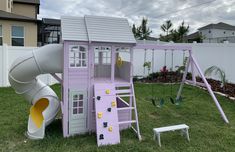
[{"x1": 94, "y1": 83, "x2": 120, "y2": 146}]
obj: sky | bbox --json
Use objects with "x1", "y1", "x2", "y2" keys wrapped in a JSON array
[{"x1": 38, "y1": 0, "x2": 235, "y2": 37}]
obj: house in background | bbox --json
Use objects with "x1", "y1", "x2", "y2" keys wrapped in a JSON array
[
  {"x1": 0, "y1": 0, "x2": 39, "y2": 46},
  {"x1": 183, "y1": 32, "x2": 202, "y2": 43},
  {"x1": 199, "y1": 22, "x2": 235, "y2": 43},
  {"x1": 186, "y1": 22, "x2": 235, "y2": 43}
]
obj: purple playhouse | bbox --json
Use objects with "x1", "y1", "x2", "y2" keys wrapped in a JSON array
[
  {"x1": 61, "y1": 15, "x2": 141, "y2": 146},
  {"x1": 8, "y1": 15, "x2": 229, "y2": 147}
]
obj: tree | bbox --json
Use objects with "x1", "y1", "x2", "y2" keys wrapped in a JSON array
[
  {"x1": 132, "y1": 24, "x2": 137, "y2": 38},
  {"x1": 170, "y1": 29, "x2": 179, "y2": 42},
  {"x1": 135, "y1": 18, "x2": 152, "y2": 40},
  {"x1": 177, "y1": 21, "x2": 189, "y2": 42},
  {"x1": 161, "y1": 20, "x2": 173, "y2": 41},
  {"x1": 160, "y1": 21, "x2": 190, "y2": 43}
]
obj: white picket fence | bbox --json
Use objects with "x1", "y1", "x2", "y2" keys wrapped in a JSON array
[{"x1": 1, "y1": 42, "x2": 235, "y2": 87}]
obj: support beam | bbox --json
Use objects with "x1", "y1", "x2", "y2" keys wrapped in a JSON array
[
  {"x1": 190, "y1": 54, "x2": 229, "y2": 123},
  {"x1": 176, "y1": 56, "x2": 190, "y2": 100},
  {"x1": 189, "y1": 50, "x2": 196, "y2": 85}
]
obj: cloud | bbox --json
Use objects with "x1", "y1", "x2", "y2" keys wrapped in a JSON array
[{"x1": 38, "y1": 0, "x2": 235, "y2": 37}]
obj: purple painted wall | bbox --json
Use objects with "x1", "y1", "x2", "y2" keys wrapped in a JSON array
[{"x1": 62, "y1": 41, "x2": 135, "y2": 136}]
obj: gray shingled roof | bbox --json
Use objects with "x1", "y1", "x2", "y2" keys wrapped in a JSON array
[
  {"x1": 0, "y1": 10, "x2": 37, "y2": 22},
  {"x1": 198, "y1": 22, "x2": 235, "y2": 31},
  {"x1": 42, "y1": 18, "x2": 61, "y2": 25},
  {"x1": 61, "y1": 15, "x2": 136, "y2": 44},
  {"x1": 185, "y1": 31, "x2": 200, "y2": 39},
  {"x1": 13, "y1": 0, "x2": 40, "y2": 5}
]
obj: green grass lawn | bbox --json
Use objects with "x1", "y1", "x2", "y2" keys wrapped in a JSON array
[{"x1": 1, "y1": 83, "x2": 235, "y2": 152}]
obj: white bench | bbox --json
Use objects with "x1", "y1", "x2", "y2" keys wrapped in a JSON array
[{"x1": 153, "y1": 124, "x2": 190, "y2": 147}]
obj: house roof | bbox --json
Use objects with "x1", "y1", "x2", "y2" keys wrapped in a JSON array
[
  {"x1": 42, "y1": 18, "x2": 61, "y2": 25},
  {"x1": 185, "y1": 31, "x2": 200, "y2": 40},
  {"x1": 13, "y1": 0, "x2": 40, "y2": 5},
  {"x1": 145, "y1": 36, "x2": 159, "y2": 41},
  {"x1": 0, "y1": 10, "x2": 37, "y2": 22},
  {"x1": 61, "y1": 15, "x2": 136, "y2": 44},
  {"x1": 198, "y1": 22, "x2": 235, "y2": 31}
]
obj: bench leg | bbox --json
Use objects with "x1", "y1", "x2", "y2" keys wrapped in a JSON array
[
  {"x1": 180, "y1": 129, "x2": 185, "y2": 136},
  {"x1": 153, "y1": 132, "x2": 156, "y2": 140},
  {"x1": 157, "y1": 133, "x2": 161, "y2": 147},
  {"x1": 186, "y1": 129, "x2": 190, "y2": 141}
]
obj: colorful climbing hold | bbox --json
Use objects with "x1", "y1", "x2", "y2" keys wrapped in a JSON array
[
  {"x1": 111, "y1": 101, "x2": 116, "y2": 107},
  {"x1": 98, "y1": 112, "x2": 103, "y2": 119},
  {"x1": 105, "y1": 89, "x2": 110, "y2": 94},
  {"x1": 108, "y1": 126, "x2": 113, "y2": 132}
]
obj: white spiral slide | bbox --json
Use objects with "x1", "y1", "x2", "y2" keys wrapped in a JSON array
[{"x1": 8, "y1": 44, "x2": 63, "y2": 139}]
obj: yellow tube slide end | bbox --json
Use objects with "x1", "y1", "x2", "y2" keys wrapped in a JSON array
[{"x1": 30, "y1": 98, "x2": 49, "y2": 128}]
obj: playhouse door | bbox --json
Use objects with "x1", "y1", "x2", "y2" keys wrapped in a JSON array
[{"x1": 69, "y1": 90, "x2": 87, "y2": 135}]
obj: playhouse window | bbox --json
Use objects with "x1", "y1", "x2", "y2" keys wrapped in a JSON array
[
  {"x1": 116, "y1": 47, "x2": 130, "y2": 62},
  {"x1": 72, "y1": 93, "x2": 84, "y2": 114},
  {"x1": 94, "y1": 46, "x2": 111, "y2": 65},
  {"x1": 69, "y1": 45, "x2": 87, "y2": 68}
]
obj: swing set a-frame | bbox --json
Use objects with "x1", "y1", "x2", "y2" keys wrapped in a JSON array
[{"x1": 135, "y1": 41, "x2": 229, "y2": 124}]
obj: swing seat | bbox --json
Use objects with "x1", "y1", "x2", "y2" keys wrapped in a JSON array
[{"x1": 157, "y1": 98, "x2": 165, "y2": 108}]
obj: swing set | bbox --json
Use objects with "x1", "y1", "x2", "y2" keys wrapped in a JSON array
[
  {"x1": 135, "y1": 41, "x2": 229, "y2": 124},
  {"x1": 148, "y1": 49, "x2": 183, "y2": 108}
]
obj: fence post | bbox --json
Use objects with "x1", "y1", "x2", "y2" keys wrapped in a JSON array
[{"x1": 2, "y1": 43, "x2": 8, "y2": 87}]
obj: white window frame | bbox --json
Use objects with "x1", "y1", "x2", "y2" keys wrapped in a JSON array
[
  {"x1": 71, "y1": 92, "x2": 85, "y2": 115},
  {"x1": 11, "y1": 25, "x2": 24, "y2": 46},
  {"x1": 69, "y1": 45, "x2": 87, "y2": 68},
  {"x1": 0, "y1": 25, "x2": 2, "y2": 46},
  {"x1": 94, "y1": 46, "x2": 111, "y2": 65}
]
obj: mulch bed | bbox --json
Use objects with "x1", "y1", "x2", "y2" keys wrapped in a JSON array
[{"x1": 134, "y1": 72, "x2": 235, "y2": 98}]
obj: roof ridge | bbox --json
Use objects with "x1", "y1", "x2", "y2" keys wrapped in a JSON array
[{"x1": 198, "y1": 22, "x2": 235, "y2": 30}]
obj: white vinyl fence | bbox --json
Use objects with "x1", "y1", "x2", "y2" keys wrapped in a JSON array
[
  {"x1": 133, "y1": 42, "x2": 235, "y2": 83},
  {"x1": 0, "y1": 42, "x2": 235, "y2": 87},
  {"x1": 0, "y1": 44, "x2": 59, "y2": 87}
]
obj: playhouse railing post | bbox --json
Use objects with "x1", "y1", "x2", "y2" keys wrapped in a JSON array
[
  {"x1": 111, "y1": 45, "x2": 116, "y2": 82},
  {"x1": 189, "y1": 50, "x2": 196, "y2": 85},
  {"x1": 129, "y1": 47, "x2": 133, "y2": 125},
  {"x1": 190, "y1": 54, "x2": 229, "y2": 123},
  {"x1": 176, "y1": 55, "x2": 190, "y2": 100},
  {"x1": 87, "y1": 44, "x2": 93, "y2": 132}
]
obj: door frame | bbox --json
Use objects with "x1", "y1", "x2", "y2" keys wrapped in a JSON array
[{"x1": 69, "y1": 89, "x2": 88, "y2": 134}]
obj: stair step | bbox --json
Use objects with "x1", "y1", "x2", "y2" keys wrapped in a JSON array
[
  {"x1": 118, "y1": 120, "x2": 136, "y2": 125},
  {"x1": 115, "y1": 83, "x2": 131, "y2": 87},
  {"x1": 117, "y1": 107, "x2": 134, "y2": 111},
  {"x1": 116, "y1": 89, "x2": 131, "y2": 94},
  {"x1": 118, "y1": 94, "x2": 133, "y2": 97}
]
